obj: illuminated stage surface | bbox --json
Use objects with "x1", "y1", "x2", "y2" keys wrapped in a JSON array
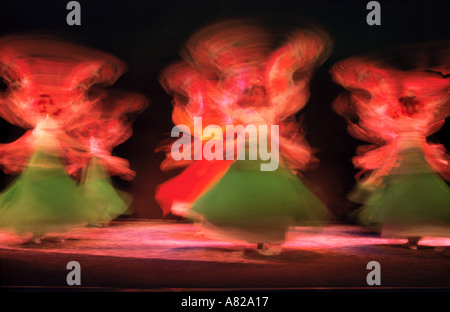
[{"x1": 0, "y1": 220, "x2": 449, "y2": 291}]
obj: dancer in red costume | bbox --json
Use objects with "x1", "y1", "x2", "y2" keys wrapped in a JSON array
[
  {"x1": 0, "y1": 35, "x2": 147, "y2": 243},
  {"x1": 68, "y1": 91, "x2": 148, "y2": 226},
  {"x1": 156, "y1": 20, "x2": 332, "y2": 255},
  {"x1": 331, "y1": 42, "x2": 450, "y2": 249}
]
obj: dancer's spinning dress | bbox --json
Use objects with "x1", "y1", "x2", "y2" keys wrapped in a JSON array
[
  {"x1": 0, "y1": 117, "x2": 94, "y2": 235},
  {"x1": 80, "y1": 139, "x2": 131, "y2": 225},
  {"x1": 355, "y1": 117, "x2": 450, "y2": 237},
  {"x1": 189, "y1": 113, "x2": 329, "y2": 243}
]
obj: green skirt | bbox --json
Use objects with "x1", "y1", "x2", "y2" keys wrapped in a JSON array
[
  {"x1": 356, "y1": 149, "x2": 450, "y2": 237},
  {"x1": 190, "y1": 159, "x2": 329, "y2": 243},
  {"x1": 81, "y1": 157, "x2": 131, "y2": 224},
  {"x1": 0, "y1": 148, "x2": 94, "y2": 235}
]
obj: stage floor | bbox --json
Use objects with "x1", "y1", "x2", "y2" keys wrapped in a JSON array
[{"x1": 0, "y1": 220, "x2": 449, "y2": 291}]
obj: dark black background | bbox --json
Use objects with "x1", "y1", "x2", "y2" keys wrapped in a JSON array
[{"x1": 0, "y1": 0, "x2": 448, "y2": 220}]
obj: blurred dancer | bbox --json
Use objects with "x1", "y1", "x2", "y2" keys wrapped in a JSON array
[
  {"x1": 331, "y1": 43, "x2": 450, "y2": 249},
  {"x1": 69, "y1": 93, "x2": 147, "y2": 226},
  {"x1": 156, "y1": 20, "x2": 331, "y2": 255},
  {"x1": 0, "y1": 35, "x2": 145, "y2": 243}
]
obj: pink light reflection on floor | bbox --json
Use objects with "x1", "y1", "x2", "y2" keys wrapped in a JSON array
[{"x1": 0, "y1": 221, "x2": 449, "y2": 264}]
